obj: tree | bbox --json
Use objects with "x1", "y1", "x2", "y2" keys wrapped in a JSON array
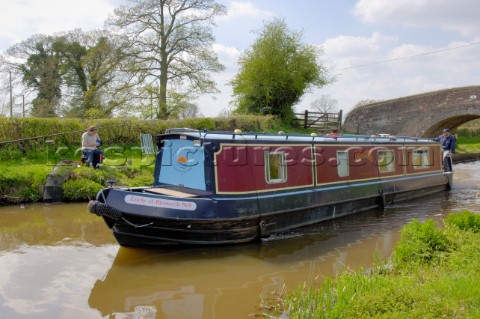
[
  {"x1": 230, "y1": 18, "x2": 330, "y2": 122},
  {"x1": 310, "y1": 95, "x2": 338, "y2": 113},
  {"x1": 5, "y1": 35, "x2": 63, "y2": 117},
  {"x1": 106, "y1": 0, "x2": 226, "y2": 119},
  {"x1": 53, "y1": 29, "x2": 130, "y2": 117},
  {"x1": 179, "y1": 102, "x2": 202, "y2": 118},
  {"x1": 218, "y1": 107, "x2": 232, "y2": 117},
  {"x1": 1, "y1": 30, "x2": 130, "y2": 118}
]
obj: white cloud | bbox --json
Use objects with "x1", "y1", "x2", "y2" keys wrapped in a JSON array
[
  {"x1": 322, "y1": 32, "x2": 398, "y2": 70},
  {"x1": 220, "y1": 0, "x2": 274, "y2": 21},
  {"x1": 305, "y1": 32, "x2": 480, "y2": 117},
  {"x1": 353, "y1": 0, "x2": 480, "y2": 37},
  {"x1": 194, "y1": 1, "x2": 275, "y2": 116},
  {"x1": 212, "y1": 43, "x2": 241, "y2": 65},
  {"x1": 0, "y1": 0, "x2": 117, "y2": 51},
  {"x1": 196, "y1": 44, "x2": 241, "y2": 116}
]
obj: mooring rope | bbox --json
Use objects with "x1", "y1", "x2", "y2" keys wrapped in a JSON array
[{"x1": 122, "y1": 217, "x2": 154, "y2": 228}]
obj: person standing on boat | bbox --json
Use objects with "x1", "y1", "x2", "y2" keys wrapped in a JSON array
[
  {"x1": 433, "y1": 128, "x2": 456, "y2": 172},
  {"x1": 81, "y1": 126, "x2": 103, "y2": 169}
]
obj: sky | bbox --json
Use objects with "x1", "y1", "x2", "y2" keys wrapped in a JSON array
[{"x1": 1, "y1": 0, "x2": 480, "y2": 118}]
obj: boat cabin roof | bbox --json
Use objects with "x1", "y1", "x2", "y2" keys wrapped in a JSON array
[{"x1": 159, "y1": 128, "x2": 436, "y2": 144}]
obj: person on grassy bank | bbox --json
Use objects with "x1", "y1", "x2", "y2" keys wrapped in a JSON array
[{"x1": 81, "y1": 126, "x2": 103, "y2": 169}]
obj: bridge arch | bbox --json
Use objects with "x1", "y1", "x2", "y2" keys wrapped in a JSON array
[{"x1": 343, "y1": 86, "x2": 480, "y2": 138}]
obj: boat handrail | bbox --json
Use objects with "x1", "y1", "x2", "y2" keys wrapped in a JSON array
[
  {"x1": 165, "y1": 127, "x2": 203, "y2": 134},
  {"x1": 162, "y1": 128, "x2": 434, "y2": 143}
]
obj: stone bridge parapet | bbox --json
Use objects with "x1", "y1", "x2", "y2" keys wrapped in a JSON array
[{"x1": 343, "y1": 86, "x2": 480, "y2": 138}]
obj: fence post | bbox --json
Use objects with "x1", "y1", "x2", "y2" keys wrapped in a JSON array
[
  {"x1": 304, "y1": 110, "x2": 308, "y2": 129},
  {"x1": 338, "y1": 110, "x2": 343, "y2": 131}
]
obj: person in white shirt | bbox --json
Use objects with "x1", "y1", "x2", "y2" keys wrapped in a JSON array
[{"x1": 81, "y1": 126, "x2": 103, "y2": 168}]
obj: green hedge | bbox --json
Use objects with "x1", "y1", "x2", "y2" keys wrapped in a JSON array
[
  {"x1": 456, "y1": 127, "x2": 480, "y2": 138},
  {"x1": 0, "y1": 115, "x2": 280, "y2": 152},
  {"x1": 0, "y1": 164, "x2": 49, "y2": 204},
  {"x1": 0, "y1": 115, "x2": 281, "y2": 203}
]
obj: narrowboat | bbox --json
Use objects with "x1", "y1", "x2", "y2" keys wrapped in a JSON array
[{"x1": 88, "y1": 128, "x2": 452, "y2": 246}]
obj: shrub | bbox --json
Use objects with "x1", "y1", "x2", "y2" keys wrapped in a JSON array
[
  {"x1": 0, "y1": 115, "x2": 282, "y2": 163},
  {"x1": 69, "y1": 166, "x2": 110, "y2": 185},
  {"x1": 393, "y1": 219, "x2": 451, "y2": 266},
  {"x1": 68, "y1": 165, "x2": 153, "y2": 189},
  {"x1": 62, "y1": 179, "x2": 104, "y2": 201},
  {"x1": 20, "y1": 186, "x2": 43, "y2": 202},
  {"x1": 0, "y1": 164, "x2": 48, "y2": 203},
  {"x1": 127, "y1": 172, "x2": 154, "y2": 187},
  {"x1": 445, "y1": 210, "x2": 480, "y2": 232},
  {"x1": 0, "y1": 115, "x2": 280, "y2": 150}
]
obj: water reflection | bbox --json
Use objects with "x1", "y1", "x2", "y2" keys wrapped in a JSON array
[
  {"x1": 89, "y1": 236, "x2": 387, "y2": 319},
  {"x1": 0, "y1": 203, "x2": 116, "y2": 251},
  {"x1": 86, "y1": 202, "x2": 447, "y2": 319},
  {"x1": 0, "y1": 203, "x2": 117, "y2": 319},
  {"x1": 0, "y1": 162, "x2": 480, "y2": 319}
]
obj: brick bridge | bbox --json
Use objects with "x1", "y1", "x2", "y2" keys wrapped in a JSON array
[{"x1": 343, "y1": 86, "x2": 480, "y2": 138}]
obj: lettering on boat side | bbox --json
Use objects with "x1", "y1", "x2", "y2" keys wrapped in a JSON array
[{"x1": 124, "y1": 194, "x2": 197, "y2": 211}]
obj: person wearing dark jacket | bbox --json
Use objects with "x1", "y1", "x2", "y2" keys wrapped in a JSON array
[{"x1": 433, "y1": 128, "x2": 456, "y2": 171}]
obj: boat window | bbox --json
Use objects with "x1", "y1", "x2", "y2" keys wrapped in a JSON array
[
  {"x1": 337, "y1": 150, "x2": 349, "y2": 177},
  {"x1": 265, "y1": 152, "x2": 287, "y2": 183},
  {"x1": 413, "y1": 149, "x2": 430, "y2": 168},
  {"x1": 378, "y1": 150, "x2": 395, "y2": 173}
]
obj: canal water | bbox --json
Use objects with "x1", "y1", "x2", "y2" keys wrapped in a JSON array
[{"x1": 1, "y1": 162, "x2": 480, "y2": 319}]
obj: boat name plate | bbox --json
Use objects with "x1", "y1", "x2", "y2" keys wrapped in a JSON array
[{"x1": 124, "y1": 194, "x2": 197, "y2": 211}]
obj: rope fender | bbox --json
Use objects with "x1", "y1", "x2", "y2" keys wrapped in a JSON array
[{"x1": 88, "y1": 200, "x2": 123, "y2": 220}]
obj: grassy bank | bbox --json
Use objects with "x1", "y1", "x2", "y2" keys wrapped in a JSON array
[
  {"x1": 0, "y1": 115, "x2": 297, "y2": 204},
  {"x1": 454, "y1": 127, "x2": 480, "y2": 153},
  {"x1": 0, "y1": 163, "x2": 51, "y2": 203},
  {"x1": 456, "y1": 136, "x2": 480, "y2": 153},
  {"x1": 273, "y1": 211, "x2": 480, "y2": 318},
  {"x1": 61, "y1": 165, "x2": 155, "y2": 202},
  {"x1": 0, "y1": 155, "x2": 155, "y2": 204}
]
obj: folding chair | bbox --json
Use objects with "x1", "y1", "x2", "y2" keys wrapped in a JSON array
[{"x1": 140, "y1": 134, "x2": 156, "y2": 160}]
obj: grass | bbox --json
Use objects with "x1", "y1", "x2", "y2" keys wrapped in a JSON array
[
  {"x1": 271, "y1": 211, "x2": 480, "y2": 319},
  {"x1": 0, "y1": 122, "x2": 312, "y2": 204},
  {"x1": 456, "y1": 136, "x2": 480, "y2": 153},
  {"x1": 0, "y1": 162, "x2": 51, "y2": 203},
  {"x1": 0, "y1": 144, "x2": 155, "y2": 203}
]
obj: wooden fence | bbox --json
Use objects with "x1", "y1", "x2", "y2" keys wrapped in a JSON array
[{"x1": 292, "y1": 110, "x2": 343, "y2": 132}]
